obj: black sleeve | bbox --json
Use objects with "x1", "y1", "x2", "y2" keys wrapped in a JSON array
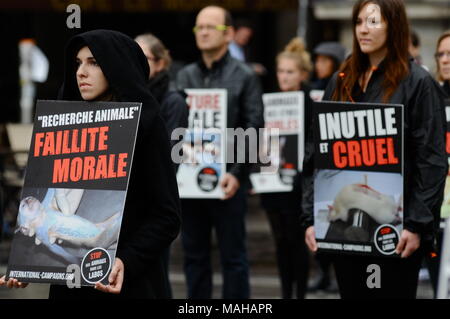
[
  {"x1": 300, "y1": 75, "x2": 337, "y2": 229},
  {"x1": 228, "y1": 71, "x2": 265, "y2": 183},
  {"x1": 404, "y1": 75, "x2": 448, "y2": 241},
  {"x1": 116, "y1": 118, "x2": 181, "y2": 281},
  {"x1": 175, "y1": 68, "x2": 190, "y2": 92},
  {"x1": 300, "y1": 135, "x2": 315, "y2": 229},
  {"x1": 161, "y1": 92, "x2": 189, "y2": 148}
]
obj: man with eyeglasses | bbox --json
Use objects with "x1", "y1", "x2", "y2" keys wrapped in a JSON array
[{"x1": 176, "y1": 5, "x2": 264, "y2": 299}]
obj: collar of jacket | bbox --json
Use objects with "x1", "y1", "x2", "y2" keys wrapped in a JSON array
[
  {"x1": 197, "y1": 50, "x2": 231, "y2": 74},
  {"x1": 352, "y1": 59, "x2": 386, "y2": 98},
  {"x1": 443, "y1": 81, "x2": 450, "y2": 98}
]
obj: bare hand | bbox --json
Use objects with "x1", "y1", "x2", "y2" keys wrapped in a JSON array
[
  {"x1": 395, "y1": 229, "x2": 420, "y2": 258},
  {"x1": 0, "y1": 275, "x2": 29, "y2": 289},
  {"x1": 305, "y1": 226, "x2": 318, "y2": 252},
  {"x1": 220, "y1": 173, "x2": 240, "y2": 200},
  {"x1": 95, "y1": 257, "x2": 124, "y2": 294}
]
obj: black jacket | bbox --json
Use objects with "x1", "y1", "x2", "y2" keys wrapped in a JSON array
[
  {"x1": 443, "y1": 81, "x2": 450, "y2": 97},
  {"x1": 301, "y1": 59, "x2": 448, "y2": 246},
  {"x1": 49, "y1": 30, "x2": 181, "y2": 299},
  {"x1": 176, "y1": 51, "x2": 264, "y2": 183},
  {"x1": 147, "y1": 71, "x2": 188, "y2": 146}
]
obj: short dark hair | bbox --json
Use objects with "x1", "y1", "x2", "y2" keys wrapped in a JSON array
[
  {"x1": 224, "y1": 8, "x2": 233, "y2": 27},
  {"x1": 234, "y1": 18, "x2": 254, "y2": 30}
]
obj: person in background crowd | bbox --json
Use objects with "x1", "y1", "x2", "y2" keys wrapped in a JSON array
[
  {"x1": 436, "y1": 30, "x2": 450, "y2": 96},
  {"x1": 260, "y1": 37, "x2": 312, "y2": 299},
  {"x1": 424, "y1": 29, "x2": 450, "y2": 297},
  {"x1": 409, "y1": 30, "x2": 428, "y2": 71},
  {"x1": 228, "y1": 19, "x2": 252, "y2": 63},
  {"x1": 135, "y1": 33, "x2": 189, "y2": 298},
  {"x1": 176, "y1": 6, "x2": 264, "y2": 299},
  {"x1": 302, "y1": 0, "x2": 447, "y2": 299},
  {"x1": 135, "y1": 33, "x2": 189, "y2": 153},
  {"x1": 311, "y1": 42, "x2": 346, "y2": 91},
  {"x1": 229, "y1": 19, "x2": 267, "y2": 76},
  {"x1": 297, "y1": 46, "x2": 313, "y2": 83},
  {"x1": 308, "y1": 41, "x2": 346, "y2": 292},
  {"x1": 1, "y1": 30, "x2": 182, "y2": 299}
]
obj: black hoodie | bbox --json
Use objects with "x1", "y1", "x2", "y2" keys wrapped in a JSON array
[{"x1": 49, "y1": 30, "x2": 181, "y2": 299}]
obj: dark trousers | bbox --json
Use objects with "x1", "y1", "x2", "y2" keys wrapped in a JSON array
[
  {"x1": 181, "y1": 187, "x2": 249, "y2": 299},
  {"x1": 331, "y1": 248, "x2": 424, "y2": 299},
  {"x1": 265, "y1": 208, "x2": 309, "y2": 299},
  {"x1": 162, "y1": 247, "x2": 172, "y2": 298},
  {"x1": 424, "y1": 230, "x2": 443, "y2": 297},
  {"x1": 314, "y1": 251, "x2": 333, "y2": 281}
]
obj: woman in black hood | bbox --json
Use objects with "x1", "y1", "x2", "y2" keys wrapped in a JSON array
[{"x1": 48, "y1": 29, "x2": 181, "y2": 298}]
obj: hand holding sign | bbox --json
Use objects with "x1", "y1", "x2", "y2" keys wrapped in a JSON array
[
  {"x1": 305, "y1": 226, "x2": 318, "y2": 252},
  {"x1": 220, "y1": 173, "x2": 240, "y2": 200},
  {"x1": 95, "y1": 257, "x2": 124, "y2": 294},
  {"x1": 0, "y1": 275, "x2": 29, "y2": 289},
  {"x1": 395, "y1": 229, "x2": 420, "y2": 258}
]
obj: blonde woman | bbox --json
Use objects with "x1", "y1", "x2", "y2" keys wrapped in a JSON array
[{"x1": 260, "y1": 37, "x2": 312, "y2": 299}]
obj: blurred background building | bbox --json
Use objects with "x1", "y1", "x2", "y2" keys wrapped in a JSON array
[{"x1": 0, "y1": 0, "x2": 449, "y2": 123}]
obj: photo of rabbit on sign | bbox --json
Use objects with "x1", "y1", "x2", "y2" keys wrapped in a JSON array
[{"x1": 314, "y1": 171, "x2": 403, "y2": 242}]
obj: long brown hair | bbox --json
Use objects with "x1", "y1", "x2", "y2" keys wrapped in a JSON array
[
  {"x1": 436, "y1": 30, "x2": 450, "y2": 82},
  {"x1": 332, "y1": 0, "x2": 410, "y2": 103}
]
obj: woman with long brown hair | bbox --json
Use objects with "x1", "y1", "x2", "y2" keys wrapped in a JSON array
[{"x1": 301, "y1": 0, "x2": 447, "y2": 298}]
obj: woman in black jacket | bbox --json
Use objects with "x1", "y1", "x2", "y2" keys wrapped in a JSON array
[
  {"x1": 302, "y1": 0, "x2": 447, "y2": 299},
  {"x1": 1, "y1": 30, "x2": 181, "y2": 298},
  {"x1": 260, "y1": 37, "x2": 312, "y2": 299}
]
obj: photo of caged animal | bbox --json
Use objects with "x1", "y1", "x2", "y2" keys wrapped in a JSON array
[
  {"x1": 12, "y1": 188, "x2": 123, "y2": 265},
  {"x1": 315, "y1": 171, "x2": 403, "y2": 242}
]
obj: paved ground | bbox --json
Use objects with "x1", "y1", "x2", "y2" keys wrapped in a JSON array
[{"x1": 0, "y1": 195, "x2": 435, "y2": 299}]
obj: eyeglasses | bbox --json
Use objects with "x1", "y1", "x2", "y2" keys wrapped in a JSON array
[
  {"x1": 192, "y1": 24, "x2": 228, "y2": 33},
  {"x1": 435, "y1": 51, "x2": 450, "y2": 60}
]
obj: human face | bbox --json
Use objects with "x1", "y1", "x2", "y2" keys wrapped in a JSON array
[
  {"x1": 234, "y1": 27, "x2": 253, "y2": 47},
  {"x1": 194, "y1": 7, "x2": 231, "y2": 53},
  {"x1": 277, "y1": 57, "x2": 303, "y2": 92},
  {"x1": 76, "y1": 46, "x2": 109, "y2": 101},
  {"x1": 437, "y1": 36, "x2": 450, "y2": 81},
  {"x1": 136, "y1": 41, "x2": 164, "y2": 79},
  {"x1": 315, "y1": 55, "x2": 335, "y2": 79},
  {"x1": 355, "y1": 3, "x2": 388, "y2": 58}
]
